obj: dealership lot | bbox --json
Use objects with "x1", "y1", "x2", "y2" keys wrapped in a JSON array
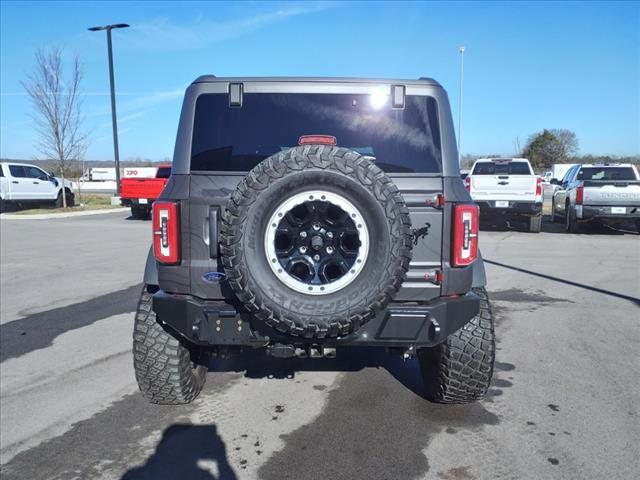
[{"x1": 0, "y1": 212, "x2": 638, "y2": 480}]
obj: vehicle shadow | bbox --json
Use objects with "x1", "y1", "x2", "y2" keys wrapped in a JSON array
[
  {"x1": 541, "y1": 217, "x2": 636, "y2": 235},
  {"x1": 479, "y1": 219, "x2": 526, "y2": 232},
  {"x1": 484, "y1": 257, "x2": 640, "y2": 306},
  {"x1": 121, "y1": 424, "x2": 237, "y2": 480},
  {"x1": 209, "y1": 347, "x2": 426, "y2": 397}
]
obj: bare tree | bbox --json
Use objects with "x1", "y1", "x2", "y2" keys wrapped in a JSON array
[
  {"x1": 22, "y1": 47, "x2": 87, "y2": 208},
  {"x1": 513, "y1": 136, "x2": 522, "y2": 157}
]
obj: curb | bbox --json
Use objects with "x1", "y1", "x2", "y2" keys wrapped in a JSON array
[{"x1": 0, "y1": 207, "x2": 129, "y2": 220}]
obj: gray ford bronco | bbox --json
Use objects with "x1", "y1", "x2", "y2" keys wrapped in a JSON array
[{"x1": 133, "y1": 76, "x2": 495, "y2": 405}]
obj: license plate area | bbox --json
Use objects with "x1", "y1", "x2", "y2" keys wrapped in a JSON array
[
  {"x1": 139, "y1": 198, "x2": 148, "y2": 204},
  {"x1": 495, "y1": 200, "x2": 509, "y2": 208},
  {"x1": 611, "y1": 207, "x2": 625, "y2": 214}
]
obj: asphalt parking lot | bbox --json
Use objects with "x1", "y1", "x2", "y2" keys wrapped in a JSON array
[{"x1": 1, "y1": 211, "x2": 639, "y2": 480}]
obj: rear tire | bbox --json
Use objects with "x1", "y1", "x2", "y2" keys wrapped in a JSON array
[
  {"x1": 133, "y1": 286, "x2": 208, "y2": 404},
  {"x1": 565, "y1": 203, "x2": 581, "y2": 233},
  {"x1": 550, "y1": 201, "x2": 560, "y2": 223},
  {"x1": 418, "y1": 287, "x2": 495, "y2": 404},
  {"x1": 131, "y1": 205, "x2": 150, "y2": 220},
  {"x1": 528, "y1": 214, "x2": 542, "y2": 233}
]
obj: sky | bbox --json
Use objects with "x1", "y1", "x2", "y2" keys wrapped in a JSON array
[{"x1": 1, "y1": 0, "x2": 638, "y2": 161}]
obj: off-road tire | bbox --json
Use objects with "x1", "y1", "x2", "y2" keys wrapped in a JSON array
[
  {"x1": 565, "y1": 203, "x2": 581, "y2": 233},
  {"x1": 54, "y1": 192, "x2": 63, "y2": 208},
  {"x1": 418, "y1": 287, "x2": 495, "y2": 404},
  {"x1": 528, "y1": 214, "x2": 542, "y2": 233},
  {"x1": 221, "y1": 145, "x2": 413, "y2": 339},
  {"x1": 133, "y1": 286, "x2": 208, "y2": 404}
]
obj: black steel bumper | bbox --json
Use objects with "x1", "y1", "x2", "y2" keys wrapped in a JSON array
[
  {"x1": 152, "y1": 290, "x2": 480, "y2": 348},
  {"x1": 579, "y1": 205, "x2": 640, "y2": 222},
  {"x1": 476, "y1": 200, "x2": 542, "y2": 217}
]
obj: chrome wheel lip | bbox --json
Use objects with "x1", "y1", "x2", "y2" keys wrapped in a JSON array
[{"x1": 264, "y1": 190, "x2": 370, "y2": 296}]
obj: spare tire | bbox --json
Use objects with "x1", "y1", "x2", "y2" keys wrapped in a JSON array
[{"x1": 220, "y1": 145, "x2": 412, "y2": 338}]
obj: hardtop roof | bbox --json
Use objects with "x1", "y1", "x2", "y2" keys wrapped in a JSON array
[{"x1": 192, "y1": 76, "x2": 442, "y2": 87}]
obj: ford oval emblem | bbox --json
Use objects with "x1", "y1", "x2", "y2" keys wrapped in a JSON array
[{"x1": 203, "y1": 271, "x2": 226, "y2": 283}]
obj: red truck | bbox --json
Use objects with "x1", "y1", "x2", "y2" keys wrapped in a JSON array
[{"x1": 120, "y1": 165, "x2": 171, "y2": 219}]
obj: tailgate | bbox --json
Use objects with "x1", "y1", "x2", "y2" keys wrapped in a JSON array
[
  {"x1": 186, "y1": 175, "x2": 444, "y2": 303},
  {"x1": 471, "y1": 175, "x2": 537, "y2": 201},
  {"x1": 583, "y1": 182, "x2": 640, "y2": 206},
  {"x1": 120, "y1": 178, "x2": 167, "y2": 199}
]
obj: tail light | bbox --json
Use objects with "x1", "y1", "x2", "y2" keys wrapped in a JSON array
[
  {"x1": 464, "y1": 177, "x2": 471, "y2": 192},
  {"x1": 298, "y1": 135, "x2": 337, "y2": 146},
  {"x1": 535, "y1": 176, "x2": 543, "y2": 198},
  {"x1": 452, "y1": 204, "x2": 479, "y2": 266},
  {"x1": 153, "y1": 201, "x2": 180, "y2": 264},
  {"x1": 576, "y1": 183, "x2": 584, "y2": 205}
]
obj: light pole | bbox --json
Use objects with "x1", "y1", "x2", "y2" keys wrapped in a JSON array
[
  {"x1": 88, "y1": 23, "x2": 129, "y2": 196},
  {"x1": 458, "y1": 46, "x2": 465, "y2": 162}
]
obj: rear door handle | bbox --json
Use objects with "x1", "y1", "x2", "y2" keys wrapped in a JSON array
[
  {"x1": 12, "y1": 181, "x2": 19, "y2": 184},
  {"x1": 209, "y1": 207, "x2": 220, "y2": 258},
  {"x1": 33, "y1": 181, "x2": 40, "y2": 184}
]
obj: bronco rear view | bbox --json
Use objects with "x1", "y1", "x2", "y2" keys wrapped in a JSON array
[{"x1": 133, "y1": 77, "x2": 495, "y2": 405}]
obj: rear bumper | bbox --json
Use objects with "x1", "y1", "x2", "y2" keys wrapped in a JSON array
[
  {"x1": 120, "y1": 198, "x2": 152, "y2": 207},
  {"x1": 578, "y1": 205, "x2": 640, "y2": 222},
  {"x1": 152, "y1": 290, "x2": 480, "y2": 348},
  {"x1": 475, "y1": 200, "x2": 542, "y2": 217}
]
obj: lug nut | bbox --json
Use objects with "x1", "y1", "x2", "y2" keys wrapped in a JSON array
[
  {"x1": 313, "y1": 223, "x2": 321, "y2": 231},
  {"x1": 326, "y1": 246, "x2": 334, "y2": 254},
  {"x1": 314, "y1": 254, "x2": 320, "y2": 261},
  {"x1": 299, "y1": 246, "x2": 307, "y2": 254},
  {"x1": 327, "y1": 231, "x2": 334, "y2": 238},
  {"x1": 299, "y1": 231, "x2": 307, "y2": 238}
]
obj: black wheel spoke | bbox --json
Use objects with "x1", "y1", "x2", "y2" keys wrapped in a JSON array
[{"x1": 271, "y1": 196, "x2": 364, "y2": 289}]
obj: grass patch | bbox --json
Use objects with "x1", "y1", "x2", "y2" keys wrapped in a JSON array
[{"x1": 6, "y1": 194, "x2": 124, "y2": 215}]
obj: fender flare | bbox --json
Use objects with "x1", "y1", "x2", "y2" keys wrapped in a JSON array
[
  {"x1": 472, "y1": 250, "x2": 487, "y2": 288},
  {"x1": 143, "y1": 246, "x2": 159, "y2": 287}
]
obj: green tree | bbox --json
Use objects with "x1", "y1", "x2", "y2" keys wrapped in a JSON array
[{"x1": 523, "y1": 129, "x2": 578, "y2": 169}]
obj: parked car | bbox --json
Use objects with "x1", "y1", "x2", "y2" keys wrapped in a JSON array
[
  {"x1": 466, "y1": 158, "x2": 543, "y2": 232},
  {"x1": 542, "y1": 163, "x2": 579, "y2": 184},
  {"x1": 120, "y1": 165, "x2": 171, "y2": 219},
  {"x1": 551, "y1": 163, "x2": 640, "y2": 232},
  {"x1": 133, "y1": 76, "x2": 494, "y2": 406},
  {"x1": 0, "y1": 161, "x2": 75, "y2": 211}
]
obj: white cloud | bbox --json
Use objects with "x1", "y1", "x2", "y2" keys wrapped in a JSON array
[{"x1": 121, "y1": 2, "x2": 337, "y2": 52}]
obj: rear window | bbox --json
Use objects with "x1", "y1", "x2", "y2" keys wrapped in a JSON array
[
  {"x1": 577, "y1": 167, "x2": 637, "y2": 181},
  {"x1": 190, "y1": 93, "x2": 442, "y2": 173},
  {"x1": 9, "y1": 165, "x2": 27, "y2": 178},
  {"x1": 472, "y1": 162, "x2": 532, "y2": 175}
]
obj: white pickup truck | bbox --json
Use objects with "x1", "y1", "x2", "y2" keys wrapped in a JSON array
[
  {"x1": 466, "y1": 158, "x2": 543, "y2": 232},
  {"x1": 0, "y1": 161, "x2": 76, "y2": 211},
  {"x1": 551, "y1": 163, "x2": 640, "y2": 233}
]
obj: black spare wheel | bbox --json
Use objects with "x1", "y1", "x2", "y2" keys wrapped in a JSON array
[{"x1": 220, "y1": 145, "x2": 413, "y2": 338}]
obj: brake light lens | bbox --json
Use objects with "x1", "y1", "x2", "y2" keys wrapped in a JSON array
[
  {"x1": 535, "y1": 176, "x2": 543, "y2": 198},
  {"x1": 153, "y1": 201, "x2": 180, "y2": 264},
  {"x1": 576, "y1": 183, "x2": 584, "y2": 205},
  {"x1": 298, "y1": 135, "x2": 337, "y2": 146},
  {"x1": 452, "y1": 204, "x2": 479, "y2": 266},
  {"x1": 464, "y1": 176, "x2": 471, "y2": 192}
]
